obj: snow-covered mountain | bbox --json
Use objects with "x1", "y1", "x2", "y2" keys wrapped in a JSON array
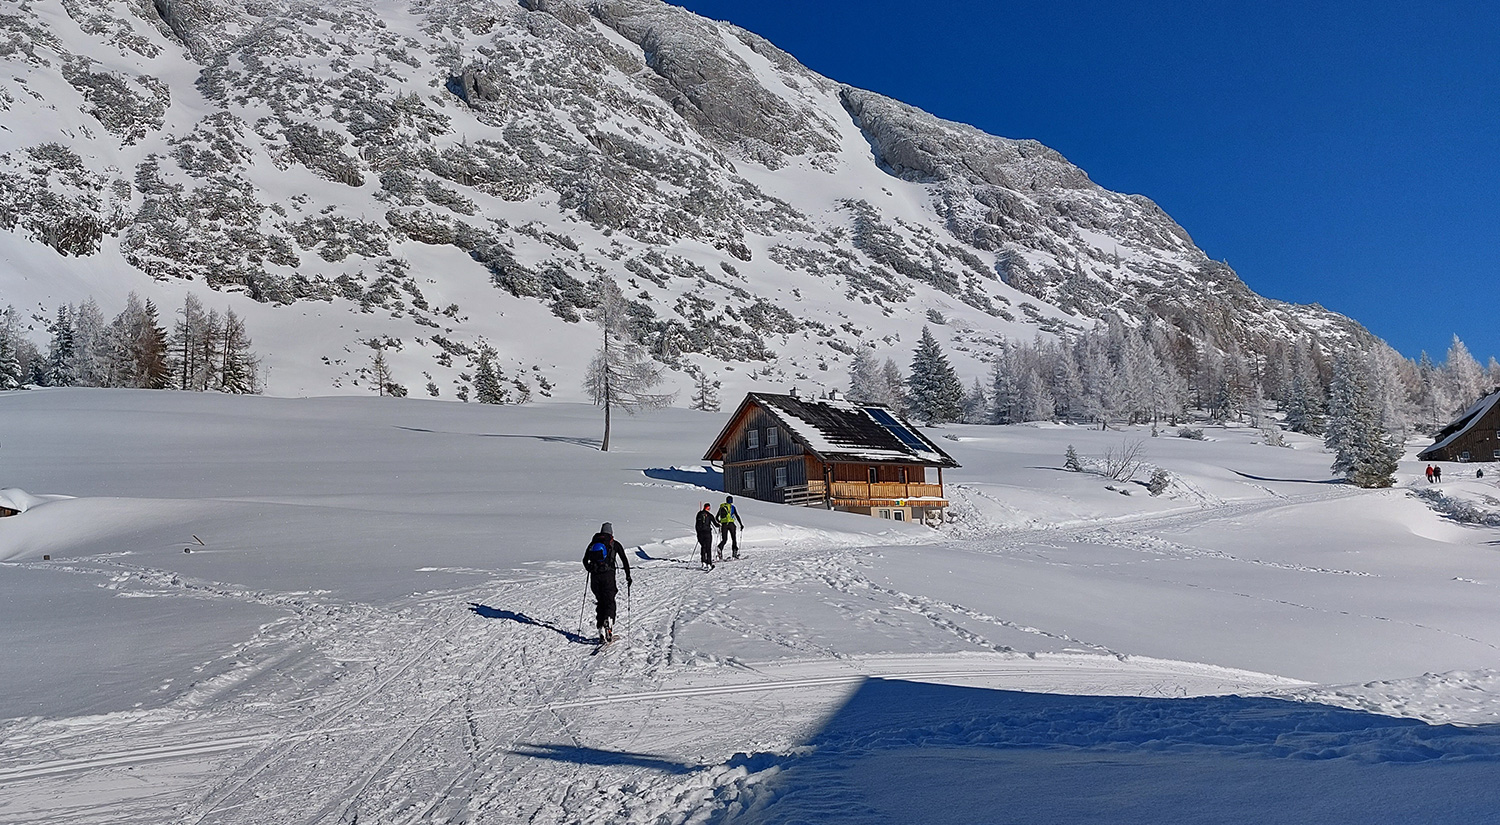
[{"x1": 0, "y1": 0, "x2": 1376, "y2": 398}]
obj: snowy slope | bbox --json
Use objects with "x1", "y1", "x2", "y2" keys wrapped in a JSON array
[
  {"x1": 0, "y1": 0, "x2": 1377, "y2": 400},
  {"x1": 2, "y1": 389, "x2": 1500, "y2": 822}
]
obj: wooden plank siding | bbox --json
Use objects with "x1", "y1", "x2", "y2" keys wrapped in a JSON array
[
  {"x1": 1433, "y1": 425, "x2": 1500, "y2": 463},
  {"x1": 721, "y1": 407, "x2": 810, "y2": 503}
]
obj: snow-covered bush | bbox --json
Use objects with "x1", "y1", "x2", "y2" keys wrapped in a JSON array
[
  {"x1": 1410, "y1": 489, "x2": 1500, "y2": 527},
  {"x1": 1176, "y1": 427, "x2": 1205, "y2": 440},
  {"x1": 1147, "y1": 468, "x2": 1172, "y2": 496}
]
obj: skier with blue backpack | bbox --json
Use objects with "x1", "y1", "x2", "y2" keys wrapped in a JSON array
[{"x1": 582, "y1": 522, "x2": 632, "y2": 644}]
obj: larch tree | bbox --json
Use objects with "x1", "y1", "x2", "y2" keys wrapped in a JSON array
[
  {"x1": 583, "y1": 277, "x2": 674, "y2": 451},
  {"x1": 218, "y1": 309, "x2": 259, "y2": 394},
  {"x1": 846, "y1": 347, "x2": 886, "y2": 405},
  {"x1": 689, "y1": 370, "x2": 720, "y2": 413}
]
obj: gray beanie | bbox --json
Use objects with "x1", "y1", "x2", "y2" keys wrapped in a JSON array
[{"x1": 601, "y1": 522, "x2": 613, "y2": 535}]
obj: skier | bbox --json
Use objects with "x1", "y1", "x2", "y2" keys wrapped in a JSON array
[
  {"x1": 716, "y1": 495, "x2": 744, "y2": 560},
  {"x1": 582, "y1": 522, "x2": 632, "y2": 644},
  {"x1": 1434, "y1": 465, "x2": 1442, "y2": 483},
  {"x1": 1426, "y1": 465, "x2": 1434, "y2": 483},
  {"x1": 695, "y1": 503, "x2": 716, "y2": 570}
]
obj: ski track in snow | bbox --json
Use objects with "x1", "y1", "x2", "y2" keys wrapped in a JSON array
[{"x1": 0, "y1": 484, "x2": 1468, "y2": 823}]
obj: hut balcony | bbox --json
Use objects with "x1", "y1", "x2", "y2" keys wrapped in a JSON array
[{"x1": 781, "y1": 480, "x2": 947, "y2": 508}]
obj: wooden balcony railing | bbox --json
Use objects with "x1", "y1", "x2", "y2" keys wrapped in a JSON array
[{"x1": 780, "y1": 481, "x2": 946, "y2": 507}]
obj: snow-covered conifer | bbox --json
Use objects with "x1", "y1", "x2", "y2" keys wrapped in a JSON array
[
  {"x1": 1325, "y1": 353, "x2": 1400, "y2": 488},
  {"x1": 44, "y1": 304, "x2": 75, "y2": 387},
  {"x1": 473, "y1": 346, "x2": 507, "y2": 404},
  {"x1": 0, "y1": 307, "x2": 23, "y2": 390},
  {"x1": 961, "y1": 377, "x2": 988, "y2": 424},
  {"x1": 68, "y1": 298, "x2": 109, "y2": 387},
  {"x1": 905, "y1": 326, "x2": 963, "y2": 424}
]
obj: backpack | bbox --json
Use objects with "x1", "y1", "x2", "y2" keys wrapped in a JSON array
[
  {"x1": 583, "y1": 540, "x2": 610, "y2": 573},
  {"x1": 718, "y1": 503, "x2": 734, "y2": 524}
]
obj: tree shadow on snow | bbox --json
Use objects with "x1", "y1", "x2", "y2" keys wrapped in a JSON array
[
  {"x1": 641, "y1": 465, "x2": 723, "y2": 491},
  {"x1": 511, "y1": 743, "x2": 696, "y2": 774},
  {"x1": 468, "y1": 603, "x2": 593, "y2": 645},
  {"x1": 1232, "y1": 469, "x2": 1346, "y2": 484},
  {"x1": 395, "y1": 426, "x2": 602, "y2": 449},
  {"x1": 721, "y1": 678, "x2": 1500, "y2": 824}
]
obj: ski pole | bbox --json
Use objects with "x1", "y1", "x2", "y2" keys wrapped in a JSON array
[
  {"x1": 579, "y1": 570, "x2": 591, "y2": 639},
  {"x1": 625, "y1": 581, "x2": 631, "y2": 643}
]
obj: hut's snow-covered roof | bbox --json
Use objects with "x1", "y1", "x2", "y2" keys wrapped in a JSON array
[
  {"x1": 710, "y1": 393, "x2": 960, "y2": 467},
  {"x1": 1419, "y1": 389, "x2": 1500, "y2": 459}
]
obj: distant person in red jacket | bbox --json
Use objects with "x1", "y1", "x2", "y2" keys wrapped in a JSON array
[{"x1": 1425, "y1": 465, "x2": 1434, "y2": 483}]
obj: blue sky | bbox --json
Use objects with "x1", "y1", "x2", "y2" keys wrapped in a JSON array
[{"x1": 671, "y1": 0, "x2": 1499, "y2": 364}]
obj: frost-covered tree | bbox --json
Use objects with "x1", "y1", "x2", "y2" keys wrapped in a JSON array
[
  {"x1": 906, "y1": 326, "x2": 963, "y2": 424},
  {"x1": 68, "y1": 298, "x2": 109, "y2": 387},
  {"x1": 1445, "y1": 335, "x2": 1487, "y2": 414},
  {"x1": 0, "y1": 307, "x2": 23, "y2": 390},
  {"x1": 961, "y1": 377, "x2": 988, "y2": 424},
  {"x1": 583, "y1": 277, "x2": 674, "y2": 451},
  {"x1": 107, "y1": 293, "x2": 170, "y2": 389},
  {"x1": 880, "y1": 357, "x2": 908, "y2": 415},
  {"x1": 170, "y1": 294, "x2": 209, "y2": 391},
  {"x1": 847, "y1": 347, "x2": 886, "y2": 405},
  {"x1": 217, "y1": 309, "x2": 259, "y2": 394},
  {"x1": 1325, "y1": 353, "x2": 1400, "y2": 488},
  {"x1": 989, "y1": 347, "x2": 1018, "y2": 425},
  {"x1": 43, "y1": 304, "x2": 75, "y2": 387}
]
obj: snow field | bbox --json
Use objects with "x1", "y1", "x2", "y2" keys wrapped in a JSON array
[{"x1": 2, "y1": 389, "x2": 1499, "y2": 822}]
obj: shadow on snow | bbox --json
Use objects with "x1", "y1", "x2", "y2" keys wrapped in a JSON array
[
  {"x1": 527, "y1": 677, "x2": 1500, "y2": 824},
  {"x1": 641, "y1": 465, "x2": 723, "y2": 491},
  {"x1": 511, "y1": 743, "x2": 697, "y2": 775},
  {"x1": 468, "y1": 603, "x2": 594, "y2": 645},
  {"x1": 394, "y1": 426, "x2": 602, "y2": 449}
]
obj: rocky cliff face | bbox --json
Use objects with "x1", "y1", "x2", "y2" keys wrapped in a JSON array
[{"x1": 0, "y1": 0, "x2": 1373, "y2": 398}]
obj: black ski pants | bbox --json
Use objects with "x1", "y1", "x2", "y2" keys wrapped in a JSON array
[
  {"x1": 717, "y1": 522, "x2": 738, "y2": 556},
  {"x1": 590, "y1": 573, "x2": 618, "y2": 629},
  {"x1": 698, "y1": 530, "x2": 714, "y2": 565}
]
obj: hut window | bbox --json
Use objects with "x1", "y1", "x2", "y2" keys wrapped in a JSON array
[
  {"x1": 747, "y1": 429, "x2": 759, "y2": 450},
  {"x1": 868, "y1": 467, "x2": 878, "y2": 484},
  {"x1": 1461, "y1": 451, "x2": 1471, "y2": 462},
  {"x1": 774, "y1": 466, "x2": 788, "y2": 488},
  {"x1": 767, "y1": 428, "x2": 778, "y2": 448},
  {"x1": 893, "y1": 510, "x2": 905, "y2": 522},
  {"x1": 878, "y1": 509, "x2": 891, "y2": 519},
  {"x1": 743, "y1": 471, "x2": 757, "y2": 491}
]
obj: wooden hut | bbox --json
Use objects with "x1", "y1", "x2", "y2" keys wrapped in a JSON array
[
  {"x1": 704, "y1": 392, "x2": 960, "y2": 524},
  {"x1": 1418, "y1": 389, "x2": 1500, "y2": 463}
]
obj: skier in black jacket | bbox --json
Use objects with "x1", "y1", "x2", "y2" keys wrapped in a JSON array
[
  {"x1": 582, "y1": 522, "x2": 632, "y2": 643},
  {"x1": 695, "y1": 503, "x2": 716, "y2": 570}
]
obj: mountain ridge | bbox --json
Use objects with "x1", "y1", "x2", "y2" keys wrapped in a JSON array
[{"x1": 0, "y1": 0, "x2": 1378, "y2": 399}]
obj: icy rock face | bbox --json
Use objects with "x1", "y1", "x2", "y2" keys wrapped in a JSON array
[{"x1": 0, "y1": 0, "x2": 1375, "y2": 397}]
